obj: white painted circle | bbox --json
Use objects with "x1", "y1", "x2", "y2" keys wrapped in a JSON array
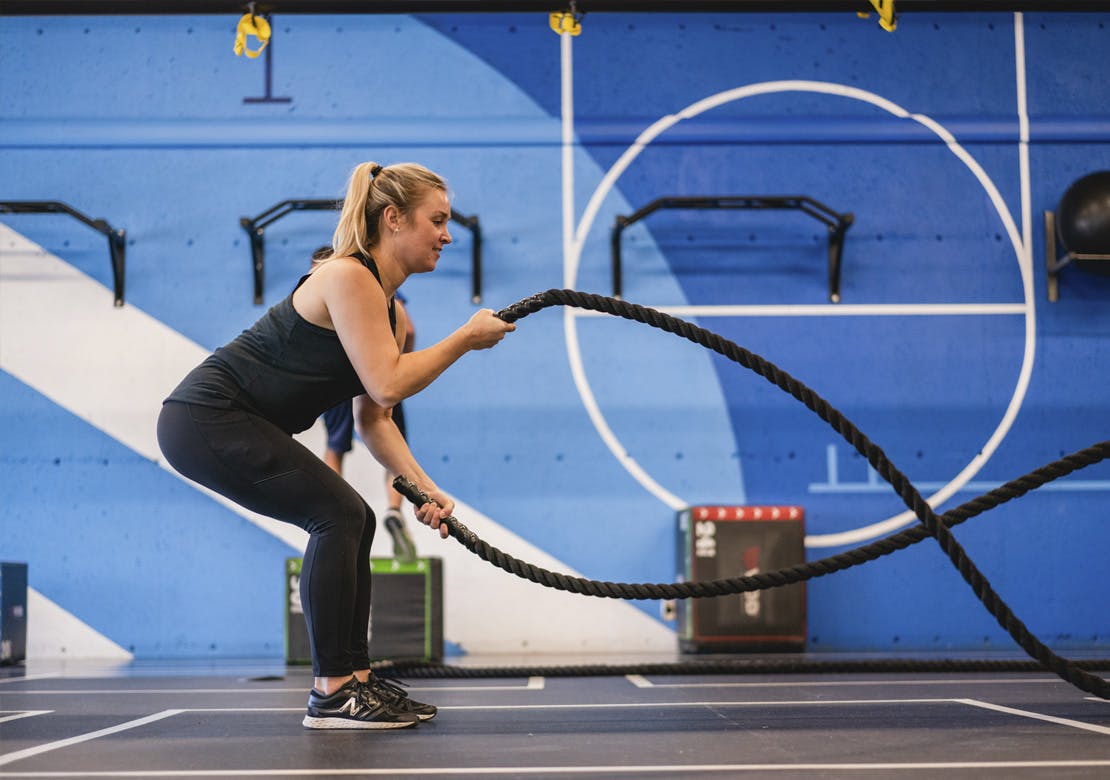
[{"x1": 564, "y1": 80, "x2": 1034, "y2": 548}]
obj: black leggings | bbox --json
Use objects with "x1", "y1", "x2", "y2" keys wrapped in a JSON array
[{"x1": 157, "y1": 401, "x2": 375, "y2": 677}]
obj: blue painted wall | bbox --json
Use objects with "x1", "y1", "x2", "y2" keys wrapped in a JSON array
[{"x1": 1, "y1": 10, "x2": 1108, "y2": 657}]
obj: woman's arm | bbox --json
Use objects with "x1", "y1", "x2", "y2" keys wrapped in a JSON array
[
  {"x1": 321, "y1": 260, "x2": 512, "y2": 408},
  {"x1": 353, "y1": 394, "x2": 453, "y2": 538}
]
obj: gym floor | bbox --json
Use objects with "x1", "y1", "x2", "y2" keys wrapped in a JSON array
[{"x1": 2, "y1": 656, "x2": 1108, "y2": 778}]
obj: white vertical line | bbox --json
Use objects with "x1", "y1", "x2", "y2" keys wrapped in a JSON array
[
  {"x1": 826, "y1": 444, "x2": 838, "y2": 486},
  {"x1": 525, "y1": 676, "x2": 546, "y2": 690},
  {"x1": 1015, "y1": 12, "x2": 1031, "y2": 179},
  {"x1": 1015, "y1": 13, "x2": 1034, "y2": 284},
  {"x1": 557, "y1": 23, "x2": 687, "y2": 512},
  {"x1": 0, "y1": 709, "x2": 185, "y2": 767},
  {"x1": 957, "y1": 698, "x2": 1110, "y2": 735},
  {"x1": 560, "y1": 30, "x2": 576, "y2": 289}
]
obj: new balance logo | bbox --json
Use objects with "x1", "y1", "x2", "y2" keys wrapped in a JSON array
[{"x1": 339, "y1": 696, "x2": 361, "y2": 716}]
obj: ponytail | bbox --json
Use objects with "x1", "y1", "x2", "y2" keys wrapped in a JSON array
[{"x1": 332, "y1": 161, "x2": 378, "y2": 260}]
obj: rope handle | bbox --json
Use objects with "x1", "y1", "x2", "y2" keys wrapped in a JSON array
[{"x1": 392, "y1": 475, "x2": 480, "y2": 548}]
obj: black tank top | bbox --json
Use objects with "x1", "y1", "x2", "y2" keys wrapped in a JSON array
[{"x1": 164, "y1": 253, "x2": 396, "y2": 434}]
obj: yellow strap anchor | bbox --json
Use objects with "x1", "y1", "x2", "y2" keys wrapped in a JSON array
[
  {"x1": 858, "y1": 0, "x2": 897, "y2": 32},
  {"x1": 234, "y1": 6, "x2": 272, "y2": 58},
  {"x1": 550, "y1": 1, "x2": 583, "y2": 36}
]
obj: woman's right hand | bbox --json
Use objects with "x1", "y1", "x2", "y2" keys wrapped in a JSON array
[{"x1": 464, "y1": 309, "x2": 515, "y2": 350}]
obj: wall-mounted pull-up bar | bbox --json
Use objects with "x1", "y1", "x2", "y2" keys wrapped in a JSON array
[
  {"x1": 611, "y1": 195, "x2": 853, "y2": 303},
  {"x1": 240, "y1": 198, "x2": 483, "y2": 304},
  {"x1": 0, "y1": 200, "x2": 127, "y2": 307}
]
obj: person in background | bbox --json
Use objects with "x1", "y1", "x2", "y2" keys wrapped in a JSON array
[
  {"x1": 313, "y1": 247, "x2": 418, "y2": 562},
  {"x1": 158, "y1": 161, "x2": 514, "y2": 730}
]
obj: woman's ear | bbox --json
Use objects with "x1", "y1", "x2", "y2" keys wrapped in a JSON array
[{"x1": 383, "y1": 204, "x2": 404, "y2": 234}]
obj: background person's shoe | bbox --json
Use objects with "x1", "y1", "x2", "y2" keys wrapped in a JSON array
[{"x1": 384, "y1": 510, "x2": 418, "y2": 563}]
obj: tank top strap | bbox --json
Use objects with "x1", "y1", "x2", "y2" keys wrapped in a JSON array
[{"x1": 354, "y1": 252, "x2": 397, "y2": 334}]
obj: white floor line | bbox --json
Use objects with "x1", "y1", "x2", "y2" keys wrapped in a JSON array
[
  {"x1": 2, "y1": 760, "x2": 1109, "y2": 776},
  {"x1": 435, "y1": 698, "x2": 958, "y2": 711},
  {"x1": 8, "y1": 689, "x2": 311, "y2": 696},
  {"x1": 0, "y1": 712, "x2": 51, "y2": 725},
  {"x1": 9, "y1": 680, "x2": 545, "y2": 695},
  {"x1": 956, "y1": 698, "x2": 1110, "y2": 736},
  {"x1": 0, "y1": 710, "x2": 185, "y2": 768},
  {"x1": 627, "y1": 676, "x2": 1068, "y2": 690},
  {"x1": 152, "y1": 697, "x2": 958, "y2": 715},
  {"x1": 185, "y1": 708, "x2": 303, "y2": 713},
  {"x1": 0, "y1": 675, "x2": 59, "y2": 685}
]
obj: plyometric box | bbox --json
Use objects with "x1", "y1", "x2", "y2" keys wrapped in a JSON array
[
  {"x1": 676, "y1": 505, "x2": 806, "y2": 653},
  {"x1": 286, "y1": 557, "x2": 443, "y2": 664},
  {"x1": 1, "y1": 562, "x2": 28, "y2": 666}
]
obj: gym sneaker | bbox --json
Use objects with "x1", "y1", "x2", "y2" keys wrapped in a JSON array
[
  {"x1": 361, "y1": 671, "x2": 437, "y2": 721},
  {"x1": 303, "y1": 678, "x2": 419, "y2": 730},
  {"x1": 384, "y1": 510, "x2": 418, "y2": 563}
]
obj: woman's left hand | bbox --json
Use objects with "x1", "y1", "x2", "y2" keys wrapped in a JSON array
[{"x1": 414, "y1": 487, "x2": 454, "y2": 539}]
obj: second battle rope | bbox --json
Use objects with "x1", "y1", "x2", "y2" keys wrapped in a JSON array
[{"x1": 394, "y1": 288, "x2": 1110, "y2": 700}]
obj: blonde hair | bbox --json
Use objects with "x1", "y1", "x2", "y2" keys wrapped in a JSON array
[{"x1": 332, "y1": 161, "x2": 447, "y2": 260}]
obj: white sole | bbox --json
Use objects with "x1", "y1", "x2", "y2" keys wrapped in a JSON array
[{"x1": 302, "y1": 715, "x2": 417, "y2": 730}]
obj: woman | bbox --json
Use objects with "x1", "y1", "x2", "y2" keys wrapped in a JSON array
[{"x1": 157, "y1": 161, "x2": 514, "y2": 729}]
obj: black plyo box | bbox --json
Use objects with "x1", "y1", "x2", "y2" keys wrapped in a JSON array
[
  {"x1": 676, "y1": 506, "x2": 806, "y2": 653},
  {"x1": 1, "y1": 562, "x2": 28, "y2": 665}
]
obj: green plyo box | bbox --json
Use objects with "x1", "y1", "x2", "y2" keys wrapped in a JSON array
[{"x1": 286, "y1": 557, "x2": 444, "y2": 664}]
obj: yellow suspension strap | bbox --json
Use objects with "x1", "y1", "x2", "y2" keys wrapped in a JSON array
[
  {"x1": 857, "y1": 0, "x2": 897, "y2": 32},
  {"x1": 234, "y1": 3, "x2": 272, "y2": 58},
  {"x1": 549, "y1": 0, "x2": 584, "y2": 36}
]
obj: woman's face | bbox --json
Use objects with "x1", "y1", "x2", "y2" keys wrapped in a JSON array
[{"x1": 396, "y1": 188, "x2": 452, "y2": 274}]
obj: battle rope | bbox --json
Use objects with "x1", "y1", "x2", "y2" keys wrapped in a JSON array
[
  {"x1": 375, "y1": 657, "x2": 1110, "y2": 680},
  {"x1": 395, "y1": 289, "x2": 1110, "y2": 699}
]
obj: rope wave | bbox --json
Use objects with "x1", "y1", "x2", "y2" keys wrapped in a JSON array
[{"x1": 395, "y1": 289, "x2": 1110, "y2": 699}]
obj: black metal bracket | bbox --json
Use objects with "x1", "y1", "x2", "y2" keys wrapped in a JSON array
[
  {"x1": 239, "y1": 198, "x2": 483, "y2": 304},
  {"x1": 0, "y1": 200, "x2": 127, "y2": 307},
  {"x1": 611, "y1": 195, "x2": 853, "y2": 303},
  {"x1": 242, "y1": 13, "x2": 292, "y2": 105},
  {"x1": 1044, "y1": 209, "x2": 1110, "y2": 303}
]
